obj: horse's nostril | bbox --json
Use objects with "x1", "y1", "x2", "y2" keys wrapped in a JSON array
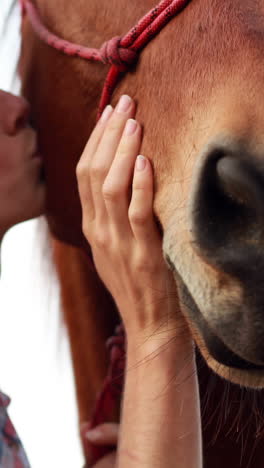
[
  {"x1": 216, "y1": 156, "x2": 264, "y2": 213},
  {"x1": 192, "y1": 144, "x2": 264, "y2": 262}
]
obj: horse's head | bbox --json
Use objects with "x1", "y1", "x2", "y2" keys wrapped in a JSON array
[
  {"x1": 132, "y1": 0, "x2": 264, "y2": 387},
  {"x1": 20, "y1": 0, "x2": 264, "y2": 387}
]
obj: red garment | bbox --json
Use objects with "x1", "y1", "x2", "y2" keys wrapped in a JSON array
[{"x1": 0, "y1": 392, "x2": 30, "y2": 468}]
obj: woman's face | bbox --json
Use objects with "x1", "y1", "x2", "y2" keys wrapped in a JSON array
[{"x1": 0, "y1": 90, "x2": 45, "y2": 236}]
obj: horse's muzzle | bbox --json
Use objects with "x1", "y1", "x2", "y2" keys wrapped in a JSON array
[{"x1": 189, "y1": 137, "x2": 264, "y2": 366}]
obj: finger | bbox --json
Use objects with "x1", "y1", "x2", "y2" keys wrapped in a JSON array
[
  {"x1": 129, "y1": 155, "x2": 161, "y2": 244},
  {"x1": 102, "y1": 118, "x2": 142, "y2": 235},
  {"x1": 90, "y1": 95, "x2": 136, "y2": 221},
  {"x1": 78, "y1": 105, "x2": 114, "y2": 169},
  {"x1": 76, "y1": 105, "x2": 114, "y2": 224},
  {"x1": 85, "y1": 423, "x2": 119, "y2": 446},
  {"x1": 93, "y1": 451, "x2": 117, "y2": 468}
]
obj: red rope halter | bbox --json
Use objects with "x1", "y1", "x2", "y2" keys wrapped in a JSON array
[
  {"x1": 20, "y1": 0, "x2": 190, "y2": 117},
  {"x1": 20, "y1": 0, "x2": 191, "y2": 464}
]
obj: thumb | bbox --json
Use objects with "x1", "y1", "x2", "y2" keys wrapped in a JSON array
[{"x1": 85, "y1": 423, "x2": 119, "y2": 446}]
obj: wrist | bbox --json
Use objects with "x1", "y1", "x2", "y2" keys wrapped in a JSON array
[
  {"x1": 126, "y1": 326, "x2": 194, "y2": 368},
  {"x1": 118, "y1": 298, "x2": 191, "y2": 342},
  {"x1": 124, "y1": 314, "x2": 193, "y2": 354},
  {"x1": 118, "y1": 326, "x2": 201, "y2": 468}
]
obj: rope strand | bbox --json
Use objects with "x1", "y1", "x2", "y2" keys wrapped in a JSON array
[{"x1": 20, "y1": 0, "x2": 190, "y2": 116}]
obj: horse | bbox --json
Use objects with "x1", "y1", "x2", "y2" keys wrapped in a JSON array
[{"x1": 19, "y1": 0, "x2": 264, "y2": 466}]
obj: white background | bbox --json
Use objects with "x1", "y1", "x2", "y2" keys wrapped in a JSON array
[{"x1": 0, "y1": 1, "x2": 84, "y2": 466}]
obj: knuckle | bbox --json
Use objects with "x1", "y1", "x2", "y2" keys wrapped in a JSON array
[
  {"x1": 90, "y1": 162, "x2": 108, "y2": 178},
  {"x1": 82, "y1": 220, "x2": 110, "y2": 249},
  {"x1": 128, "y1": 208, "x2": 146, "y2": 226},
  {"x1": 102, "y1": 181, "x2": 123, "y2": 201},
  {"x1": 94, "y1": 231, "x2": 109, "y2": 249},
  {"x1": 106, "y1": 118, "x2": 123, "y2": 134},
  {"x1": 133, "y1": 182, "x2": 145, "y2": 192},
  {"x1": 135, "y1": 251, "x2": 157, "y2": 274},
  {"x1": 134, "y1": 253, "x2": 149, "y2": 273},
  {"x1": 117, "y1": 141, "x2": 131, "y2": 157},
  {"x1": 76, "y1": 161, "x2": 87, "y2": 179},
  {"x1": 82, "y1": 220, "x2": 90, "y2": 239}
]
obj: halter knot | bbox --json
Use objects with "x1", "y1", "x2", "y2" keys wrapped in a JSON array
[{"x1": 100, "y1": 36, "x2": 138, "y2": 70}]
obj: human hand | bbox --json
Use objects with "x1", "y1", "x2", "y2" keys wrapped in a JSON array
[
  {"x1": 85, "y1": 423, "x2": 118, "y2": 468},
  {"x1": 0, "y1": 90, "x2": 45, "y2": 237},
  {"x1": 77, "y1": 95, "x2": 188, "y2": 343}
]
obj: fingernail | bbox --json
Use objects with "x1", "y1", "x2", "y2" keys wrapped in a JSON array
[
  {"x1": 100, "y1": 105, "x2": 113, "y2": 123},
  {"x1": 85, "y1": 428, "x2": 102, "y2": 442},
  {"x1": 116, "y1": 95, "x2": 132, "y2": 113},
  {"x1": 124, "y1": 119, "x2": 138, "y2": 136},
  {"x1": 136, "y1": 155, "x2": 147, "y2": 171}
]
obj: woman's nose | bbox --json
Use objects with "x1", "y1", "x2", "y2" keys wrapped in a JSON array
[{"x1": 0, "y1": 91, "x2": 30, "y2": 135}]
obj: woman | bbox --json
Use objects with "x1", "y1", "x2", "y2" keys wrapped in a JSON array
[
  {"x1": 0, "y1": 89, "x2": 45, "y2": 467},
  {"x1": 0, "y1": 90, "x2": 202, "y2": 467}
]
